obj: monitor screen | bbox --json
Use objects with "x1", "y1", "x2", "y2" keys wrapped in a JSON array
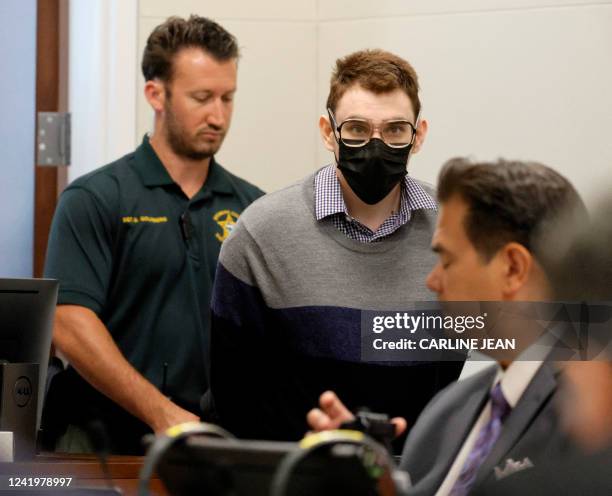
[{"x1": 0, "y1": 278, "x2": 58, "y2": 428}]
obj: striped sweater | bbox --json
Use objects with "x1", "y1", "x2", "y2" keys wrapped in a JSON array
[{"x1": 208, "y1": 171, "x2": 462, "y2": 442}]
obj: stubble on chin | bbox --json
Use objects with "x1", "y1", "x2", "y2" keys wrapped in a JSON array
[{"x1": 166, "y1": 123, "x2": 224, "y2": 161}]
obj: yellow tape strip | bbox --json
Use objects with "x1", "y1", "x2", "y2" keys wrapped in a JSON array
[{"x1": 299, "y1": 429, "x2": 364, "y2": 449}]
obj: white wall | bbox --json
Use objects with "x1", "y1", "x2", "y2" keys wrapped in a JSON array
[
  {"x1": 316, "y1": 0, "x2": 612, "y2": 205},
  {"x1": 70, "y1": 0, "x2": 612, "y2": 201},
  {"x1": 68, "y1": 0, "x2": 138, "y2": 182}
]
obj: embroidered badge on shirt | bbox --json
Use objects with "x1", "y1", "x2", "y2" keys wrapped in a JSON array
[{"x1": 213, "y1": 209, "x2": 240, "y2": 242}]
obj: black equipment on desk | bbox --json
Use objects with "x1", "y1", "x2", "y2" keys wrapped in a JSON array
[
  {"x1": 0, "y1": 278, "x2": 58, "y2": 460},
  {"x1": 145, "y1": 424, "x2": 399, "y2": 496}
]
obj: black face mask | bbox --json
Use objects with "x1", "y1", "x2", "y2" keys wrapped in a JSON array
[{"x1": 336, "y1": 138, "x2": 411, "y2": 205}]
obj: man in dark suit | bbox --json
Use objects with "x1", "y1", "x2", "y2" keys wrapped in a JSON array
[
  {"x1": 308, "y1": 157, "x2": 587, "y2": 495},
  {"x1": 470, "y1": 195, "x2": 612, "y2": 495}
]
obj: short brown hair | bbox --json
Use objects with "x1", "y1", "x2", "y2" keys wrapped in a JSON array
[
  {"x1": 437, "y1": 158, "x2": 586, "y2": 264},
  {"x1": 142, "y1": 15, "x2": 239, "y2": 82},
  {"x1": 326, "y1": 49, "x2": 421, "y2": 116}
]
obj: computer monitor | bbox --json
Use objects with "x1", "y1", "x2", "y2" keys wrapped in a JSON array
[{"x1": 0, "y1": 278, "x2": 58, "y2": 428}]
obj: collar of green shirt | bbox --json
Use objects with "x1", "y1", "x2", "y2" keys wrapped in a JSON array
[{"x1": 133, "y1": 135, "x2": 233, "y2": 195}]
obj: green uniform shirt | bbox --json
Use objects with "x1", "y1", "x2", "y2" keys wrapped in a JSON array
[{"x1": 44, "y1": 136, "x2": 264, "y2": 416}]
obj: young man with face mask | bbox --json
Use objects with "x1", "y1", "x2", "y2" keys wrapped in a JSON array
[{"x1": 206, "y1": 49, "x2": 462, "y2": 443}]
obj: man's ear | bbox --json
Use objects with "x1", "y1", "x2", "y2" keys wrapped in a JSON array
[
  {"x1": 411, "y1": 118, "x2": 428, "y2": 154},
  {"x1": 319, "y1": 114, "x2": 337, "y2": 153},
  {"x1": 144, "y1": 79, "x2": 166, "y2": 114},
  {"x1": 499, "y1": 242, "x2": 533, "y2": 298}
]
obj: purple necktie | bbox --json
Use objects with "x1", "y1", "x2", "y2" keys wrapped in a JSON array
[{"x1": 449, "y1": 382, "x2": 512, "y2": 496}]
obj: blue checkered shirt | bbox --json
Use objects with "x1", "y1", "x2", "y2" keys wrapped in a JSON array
[{"x1": 314, "y1": 164, "x2": 437, "y2": 243}]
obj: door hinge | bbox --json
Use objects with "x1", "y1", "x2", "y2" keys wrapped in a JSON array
[{"x1": 37, "y1": 112, "x2": 71, "y2": 166}]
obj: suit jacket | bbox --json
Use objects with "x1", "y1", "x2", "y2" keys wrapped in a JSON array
[{"x1": 398, "y1": 362, "x2": 574, "y2": 495}]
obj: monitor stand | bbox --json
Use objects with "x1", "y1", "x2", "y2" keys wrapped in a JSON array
[{"x1": 0, "y1": 363, "x2": 38, "y2": 460}]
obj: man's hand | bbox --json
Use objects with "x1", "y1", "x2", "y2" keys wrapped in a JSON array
[
  {"x1": 150, "y1": 401, "x2": 200, "y2": 434},
  {"x1": 306, "y1": 390, "x2": 407, "y2": 437},
  {"x1": 307, "y1": 391, "x2": 354, "y2": 431}
]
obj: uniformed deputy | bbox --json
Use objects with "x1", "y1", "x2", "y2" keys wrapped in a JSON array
[{"x1": 42, "y1": 16, "x2": 264, "y2": 454}]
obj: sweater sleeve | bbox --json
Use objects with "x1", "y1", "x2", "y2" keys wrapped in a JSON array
[{"x1": 207, "y1": 220, "x2": 289, "y2": 439}]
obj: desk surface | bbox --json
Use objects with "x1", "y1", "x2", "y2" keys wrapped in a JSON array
[{"x1": 0, "y1": 453, "x2": 168, "y2": 495}]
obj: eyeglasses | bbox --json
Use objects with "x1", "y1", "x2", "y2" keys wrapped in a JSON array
[{"x1": 328, "y1": 109, "x2": 417, "y2": 149}]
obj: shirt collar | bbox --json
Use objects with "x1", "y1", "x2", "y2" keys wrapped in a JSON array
[
  {"x1": 133, "y1": 135, "x2": 174, "y2": 187},
  {"x1": 201, "y1": 157, "x2": 234, "y2": 195},
  {"x1": 404, "y1": 174, "x2": 438, "y2": 212},
  {"x1": 315, "y1": 165, "x2": 345, "y2": 220},
  {"x1": 133, "y1": 134, "x2": 233, "y2": 194},
  {"x1": 494, "y1": 360, "x2": 544, "y2": 408},
  {"x1": 314, "y1": 164, "x2": 437, "y2": 221}
]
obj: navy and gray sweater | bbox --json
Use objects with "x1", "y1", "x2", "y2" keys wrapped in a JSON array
[{"x1": 208, "y1": 172, "x2": 462, "y2": 443}]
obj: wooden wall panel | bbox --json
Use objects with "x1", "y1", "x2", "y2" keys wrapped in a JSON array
[{"x1": 34, "y1": 0, "x2": 67, "y2": 277}]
